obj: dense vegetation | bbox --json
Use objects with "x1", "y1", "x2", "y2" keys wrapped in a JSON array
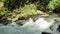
[{"x1": 0, "y1": 0, "x2": 60, "y2": 22}]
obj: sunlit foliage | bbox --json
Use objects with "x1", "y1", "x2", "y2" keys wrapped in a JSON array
[{"x1": 47, "y1": 0, "x2": 60, "y2": 11}]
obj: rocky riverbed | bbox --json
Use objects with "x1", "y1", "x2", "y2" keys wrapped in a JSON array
[{"x1": 0, "y1": 14, "x2": 60, "y2": 34}]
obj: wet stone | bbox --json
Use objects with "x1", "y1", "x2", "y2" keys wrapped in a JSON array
[
  {"x1": 42, "y1": 32, "x2": 51, "y2": 34},
  {"x1": 57, "y1": 25, "x2": 60, "y2": 32}
]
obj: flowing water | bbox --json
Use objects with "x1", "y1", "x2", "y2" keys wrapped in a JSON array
[{"x1": 0, "y1": 14, "x2": 60, "y2": 34}]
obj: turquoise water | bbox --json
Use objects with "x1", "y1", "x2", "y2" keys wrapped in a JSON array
[
  {"x1": 0, "y1": 25, "x2": 42, "y2": 34},
  {"x1": 0, "y1": 15, "x2": 60, "y2": 34}
]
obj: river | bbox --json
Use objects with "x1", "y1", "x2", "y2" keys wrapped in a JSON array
[{"x1": 0, "y1": 14, "x2": 60, "y2": 34}]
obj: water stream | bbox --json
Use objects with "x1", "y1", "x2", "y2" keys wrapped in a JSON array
[{"x1": 0, "y1": 14, "x2": 60, "y2": 34}]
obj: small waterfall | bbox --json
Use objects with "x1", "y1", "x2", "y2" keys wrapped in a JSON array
[{"x1": 0, "y1": 15, "x2": 60, "y2": 34}]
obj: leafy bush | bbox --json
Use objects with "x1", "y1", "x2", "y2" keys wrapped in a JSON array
[
  {"x1": 36, "y1": 0, "x2": 51, "y2": 11},
  {"x1": 0, "y1": 8, "x2": 8, "y2": 16},
  {"x1": 19, "y1": 4, "x2": 37, "y2": 16},
  {"x1": 47, "y1": 0, "x2": 60, "y2": 11}
]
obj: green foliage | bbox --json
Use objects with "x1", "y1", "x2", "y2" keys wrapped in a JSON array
[
  {"x1": 0, "y1": 0, "x2": 38, "y2": 19},
  {"x1": 4, "y1": 0, "x2": 38, "y2": 11},
  {"x1": 41, "y1": 0, "x2": 51, "y2": 6},
  {"x1": 0, "y1": 8, "x2": 8, "y2": 15},
  {"x1": 0, "y1": 0, "x2": 4, "y2": 2},
  {"x1": 47, "y1": 0, "x2": 60, "y2": 11},
  {"x1": 19, "y1": 4, "x2": 37, "y2": 17},
  {"x1": 4, "y1": 0, "x2": 29, "y2": 11},
  {"x1": 5, "y1": 4, "x2": 37, "y2": 21},
  {"x1": 0, "y1": 0, "x2": 60, "y2": 21},
  {"x1": 36, "y1": 0, "x2": 51, "y2": 11},
  {"x1": 4, "y1": 0, "x2": 17, "y2": 11}
]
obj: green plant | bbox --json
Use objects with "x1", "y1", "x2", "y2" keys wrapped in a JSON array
[
  {"x1": 0, "y1": 8, "x2": 8, "y2": 15},
  {"x1": 47, "y1": 0, "x2": 60, "y2": 11},
  {"x1": 19, "y1": 4, "x2": 37, "y2": 17}
]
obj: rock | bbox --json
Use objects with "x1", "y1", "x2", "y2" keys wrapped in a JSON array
[
  {"x1": 42, "y1": 32, "x2": 51, "y2": 34},
  {"x1": 57, "y1": 25, "x2": 60, "y2": 32}
]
